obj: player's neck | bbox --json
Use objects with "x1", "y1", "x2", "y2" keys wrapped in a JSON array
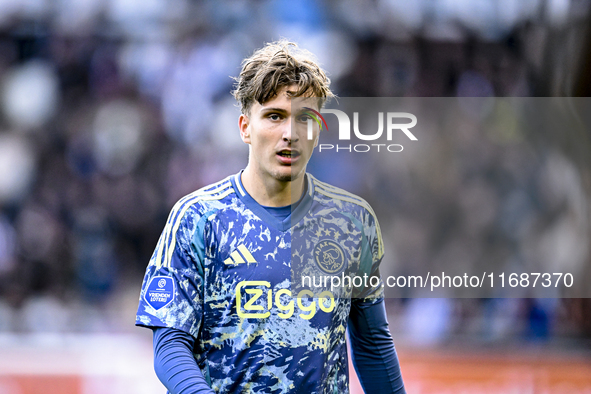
[{"x1": 240, "y1": 167, "x2": 305, "y2": 207}]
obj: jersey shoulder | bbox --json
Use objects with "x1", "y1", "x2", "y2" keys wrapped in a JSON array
[
  {"x1": 308, "y1": 173, "x2": 376, "y2": 218},
  {"x1": 172, "y1": 175, "x2": 237, "y2": 219},
  {"x1": 308, "y1": 173, "x2": 384, "y2": 257},
  {"x1": 164, "y1": 175, "x2": 237, "y2": 250}
]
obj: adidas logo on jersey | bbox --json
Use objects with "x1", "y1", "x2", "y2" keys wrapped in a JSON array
[{"x1": 224, "y1": 244, "x2": 257, "y2": 265}]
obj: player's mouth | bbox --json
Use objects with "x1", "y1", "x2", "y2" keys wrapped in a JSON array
[{"x1": 276, "y1": 149, "x2": 300, "y2": 164}]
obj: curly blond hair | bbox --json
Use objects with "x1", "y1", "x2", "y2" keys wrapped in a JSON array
[{"x1": 232, "y1": 40, "x2": 334, "y2": 114}]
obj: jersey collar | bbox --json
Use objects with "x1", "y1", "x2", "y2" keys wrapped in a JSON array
[{"x1": 231, "y1": 171, "x2": 315, "y2": 232}]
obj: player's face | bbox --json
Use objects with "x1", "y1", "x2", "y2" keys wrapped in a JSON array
[{"x1": 239, "y1": 85, "x2": 320, "y2": 184}]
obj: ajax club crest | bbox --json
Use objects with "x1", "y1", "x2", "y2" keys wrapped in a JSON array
[{"x1": 314, "y1": 240, "x2": 345, "y2": 274}]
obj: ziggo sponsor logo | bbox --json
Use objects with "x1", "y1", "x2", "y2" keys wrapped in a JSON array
[{"x1": 235, "y1": 281, "x2": 335, "y2": 320}]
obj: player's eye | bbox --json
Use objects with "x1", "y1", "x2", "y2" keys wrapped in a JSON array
[
  {"x1": 297, "y1": 113, "x2": 313, "y2": 123},
  {"x1": 267, "y1": 113, "x2": 282, "y2": 121}
]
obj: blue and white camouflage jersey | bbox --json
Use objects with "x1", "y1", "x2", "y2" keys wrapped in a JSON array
[{"x1": 136, "y1": 172, "x2": 385, "y2": 394}]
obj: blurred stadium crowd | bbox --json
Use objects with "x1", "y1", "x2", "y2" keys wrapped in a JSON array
[{"x1": 0, "y1": 0, "x2": 590, "y2": 350}]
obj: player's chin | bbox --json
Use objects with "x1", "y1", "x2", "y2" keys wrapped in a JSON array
[
  {"x1": 274, "y1": 171, "x2": 295, "y2": 182},
  {"x1": 275, "y1": 167, "x2": 304, "y2": 182}
]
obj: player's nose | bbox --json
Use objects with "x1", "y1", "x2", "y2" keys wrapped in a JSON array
[{"x1": 282, "y1": 118, "x2": 298, "y2": 143}]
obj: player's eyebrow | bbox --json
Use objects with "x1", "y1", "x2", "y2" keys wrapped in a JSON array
[{"x1": 259, "y1": 107, "x2": 288, "y2": 114}]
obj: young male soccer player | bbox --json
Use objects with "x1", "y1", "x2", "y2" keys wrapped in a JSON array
[{"x1": 136, "y1": 41, "x2": 405, "y2": 394}]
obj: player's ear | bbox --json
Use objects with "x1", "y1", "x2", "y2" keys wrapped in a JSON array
[{"x1": 239, "y1": 113, "x2": 251, "y2": 144}]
